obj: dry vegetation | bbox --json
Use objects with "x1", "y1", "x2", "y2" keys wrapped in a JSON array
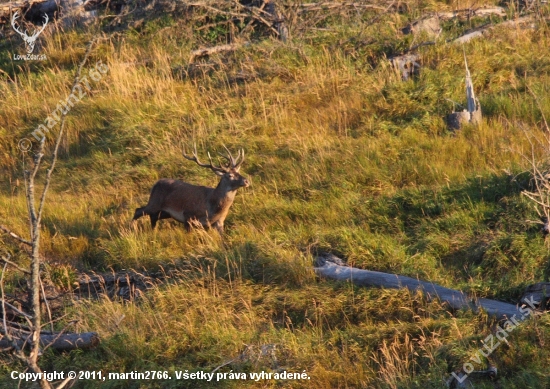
[{"x1": 1, "y1": 0, "x2": 550, "y2": 388}]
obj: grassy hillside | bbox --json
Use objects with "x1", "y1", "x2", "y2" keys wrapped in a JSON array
[{"x1": 1, "y1": 1, "x2": 550, "y2": 387}]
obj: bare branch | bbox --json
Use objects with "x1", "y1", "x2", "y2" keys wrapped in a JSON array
[
  {"x1": 17, "y1": 38, "x2": 100, "y2": 389},
  {"x1": 232, "y1": 0, "x2": 281, "y2": 36},
  {"x1": 0, "y1": 264, "x2": 28, "y2": 362},
  {"x1": 0, "y1": 253, "x2": 31, "y2": 275},
  {"x1": 39, "y1": 278, "x2": 54, "y2": 333},
  {"x1": 189, "y1": 43, "x2": 242, "y2": 63},
  {"x1": 0, "y1": 225, "x2": 32, "y2": 246}
]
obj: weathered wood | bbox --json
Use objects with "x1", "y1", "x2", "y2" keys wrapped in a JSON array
[
  {"x1": 401, "y1": 7, "x2": 506, "y2": 38},
  {"x1": 472, "y1": 6, "x2": 507, "y2": 17},
  {"x1": 447, "y1": 105, "x2": 481, "y2": 129},
  {"x1": 24, "y1": 0, "x2": 59, "y2": 18},
  {"x1": 296, "y1": 1, "x2": 391, "y2": 12},
  {"x1": 264, "y1": 0, "x2": 288, "y2": 42},
  {"x1": 402, "y1": 16, "x2": 441, "y2": 37},
  {"x1": 0, "y1": 0, "x2": 56, "y2": 22},
  {"x1": 0, "y1": 331, "x2": 99, "y2": 351},
  {"x1": 1, "y1": 0, "x2": 97, "y2": 24},
  {"x1": 437, "y1": 6, "x2": 506, "y2": 20},
  {"x1": 390, "y1": 53, "x2": 421, "y2": 81},
  {"x1": 314, "y1": 253, "x2": 524, "y2": 319},
  {"x1": 453, "y1": 15, "x2": 535, "y2": 44},
  {"x1": 447, "y1": 52, "x2": 482, "y2": 129},
  {"x1": 189, "y1": 43, "x2": 243, "y2": 63}
]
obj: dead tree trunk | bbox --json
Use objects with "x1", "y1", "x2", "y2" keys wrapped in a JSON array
[
  {"x1": 0, "y1": 331, "x2": 99, "y2": 351},
  {"x1": 189, "y1": 43, "x2": 242, "y2": 63},
  {"x1": 452, "y1": 15, "x2": 535, "y2": 44},
  {"x1": 1, "y1": 0, "x2": 97, "y2": 25},
  {"x1": 1, "y1": 0, "x2": 58, "y2": 23},
  {"x1": 264, "y1": 0, "x2": 288, "y2": 41},
  {"x1": 0, "y1": 40, "x2": 100, "y2": 389},
  {"x1": 314, "y1": 253, "x2": 525, "y2": 320}
]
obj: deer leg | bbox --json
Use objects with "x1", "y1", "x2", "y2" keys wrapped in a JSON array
[
  {"x1": 213, "y1": 221, "x2": 224, "y2": 236},
  {"x1": 158, "y1": 211, "x2": 171, "y2": 220},
  {"x1": 150, "y1": 211, "x2": 171, "y2": 229},
  {"x1": 180, "y1": 213, "x2": 192, "y2": 232},
  {"x1": 150, "y1": 213, "x2": 159, "y2": 229},
  {"x1": 212, "y1": 221, "x2": 226, "y2": 246}
]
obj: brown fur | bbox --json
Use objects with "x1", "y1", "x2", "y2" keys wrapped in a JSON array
[{"x1": 133, "y1": 151, "x2": 249, "y2": 234}]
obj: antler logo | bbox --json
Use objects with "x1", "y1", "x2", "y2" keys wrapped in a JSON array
[{"x1": 11, "y1": 11, "x2": 49, "y2": 54}]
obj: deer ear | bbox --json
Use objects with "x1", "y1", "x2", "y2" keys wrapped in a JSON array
[{"x1": 214, "y1": 170, "x2": 225, "y2": 177}]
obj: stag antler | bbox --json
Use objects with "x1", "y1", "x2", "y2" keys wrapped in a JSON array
[
  {"x1": 183, "y1": 144, "x2": 228, "y2": 175},
  {"x1": 218, "y1": 145, "x2": 245, "y2": 170},
  {"x1": 11, "y1": 11, "x2": 26, "y2": 38},
  {"x1": 183, "y1": 144, "x2": 245, "y2": 174},
  {"x1": 31, "y1": 14, "x2": 49, "y2": 40}
]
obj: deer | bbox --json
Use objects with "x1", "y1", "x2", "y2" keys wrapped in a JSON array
[
  {"x1": 11, "y1": 11, "x2": 49, "y2": 54},
  {"x1": 133, "y1": 144, "x2": 249, "y2": 235}
]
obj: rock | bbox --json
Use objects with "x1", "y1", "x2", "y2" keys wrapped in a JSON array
[{"x1": 402, "y1": 16, "x2": 441, "y2": 38}]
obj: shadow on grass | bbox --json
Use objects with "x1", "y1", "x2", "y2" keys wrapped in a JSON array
[{"x1": 374, "y1": 171, "x2": 549, "y2": 298}]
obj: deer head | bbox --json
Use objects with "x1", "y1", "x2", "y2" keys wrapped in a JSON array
[
  {"x1": 183, "y1": 144, "x2": 249, "y2": 190},
  {"x1": 11, "y1": 11, "x2": 49, "y2": 54}
]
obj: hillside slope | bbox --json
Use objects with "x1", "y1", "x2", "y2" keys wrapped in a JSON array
[{"x1": 1, "y1": 1, "x2": 550, "y2": 388}]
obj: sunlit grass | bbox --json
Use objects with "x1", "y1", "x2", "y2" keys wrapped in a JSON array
[{"x1": 1, "y1": 2, "x2": 550, "y2": 388}]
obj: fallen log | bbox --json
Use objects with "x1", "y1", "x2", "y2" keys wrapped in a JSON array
[
  {"x1": 471, "y1": 6, "x2": 507, "y2": 17},
  {"x1": 189, "y1": 43, "x2": 243, "y2": 63},
  {"x1": 401, "y1": 7, "x2": 506, "y2": 38},
  {"x1": 187, "y1": 2, "x2": 282, "y2": 38},
  {"x1": 437, "y1": 6, "x2": 506, "y2": 20},
  {"x1": 1, "y1": 0, "x2": 98, "y2": 25},
  {"x1": 296, "y1": 1, "x2": 391, "y2": 12},
  {"x1": 263, "y1": 0, "x2": 288, "y2": 42},
  {"x1": 75, "y1": 269, "x2": 170, "y2": 300},
  {"x1": 0, "y1": 0, "x2": 56, "y2": 23},
  {"x1": 390, "y1": 53, "x2": 421, "y2": 80},
  {"x1": 453, "y1": 15, "x2": 535, "y2": 44},
  {"x1": 314, "y1": 253, "x2": 527, "y2": 320},
  {"x1": 0, "y1": 331, "x2": 99, "y2": 351},
  {"x1": 402, "y1": 16, "x2": 441, "y2": 37}
]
